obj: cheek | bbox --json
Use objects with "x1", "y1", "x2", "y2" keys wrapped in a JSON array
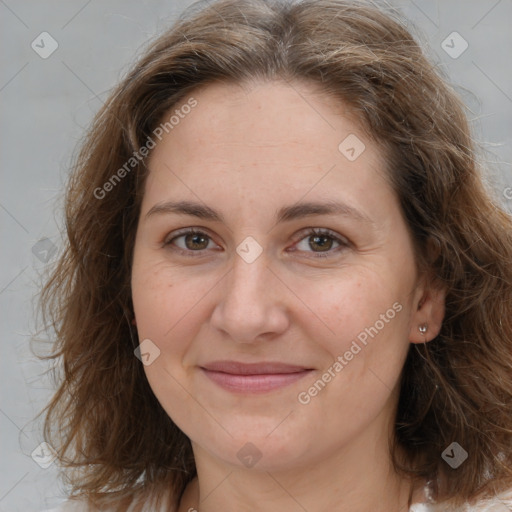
[
  {"x1": 294, "y1": 268, "x2": 412, "y2": 411},
  {"x1": 131, "y1": 258, "x2": 210, "y2": 342},
  {"x1": 131, "y1": 261, "x2": 208, "y2": 430},
  {"x1": 295, "y1": 268, "x2": 408, "y2": 353}
]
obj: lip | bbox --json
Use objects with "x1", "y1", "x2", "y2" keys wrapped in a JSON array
[{"x1": 199, "y1": 361, "x2": 314, "y2": 393}]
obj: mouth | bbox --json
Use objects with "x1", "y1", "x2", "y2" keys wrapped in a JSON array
[{"x1": 199, "y1": 361, "x2": 314, "y2": 394}]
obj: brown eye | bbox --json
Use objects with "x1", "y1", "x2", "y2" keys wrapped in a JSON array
[
  {"x1": 164, "y1": 229, "x2": 218, "y2": 256},
  {"x1": 292, "y1": 228, "x2": 349, "y2": 258},
  {"x1": 182, "y1": 232, "x2": 210, "y2": 250},
  {"x1": 308, "y1": 233, "x2": 335, "y2": 252}
]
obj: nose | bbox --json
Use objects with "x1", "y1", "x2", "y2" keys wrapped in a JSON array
[{"x1": 210, "y1": 248, "x2": 290, "y2": 344}]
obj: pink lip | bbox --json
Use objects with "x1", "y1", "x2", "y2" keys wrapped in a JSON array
[{"x1": 200, "y1": 361, "x2": 314, "y2": 393}]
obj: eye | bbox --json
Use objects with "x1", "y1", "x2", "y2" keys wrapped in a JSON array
[
  {"x1": 163, "y1": 227, "x2": 349, "y2": 259},
  {"x1": 290, "y1": 227, "x2": 349, "y2": 258},
  {"x1": 164, "y1": 228, "x2": 219, "y2": 257}
]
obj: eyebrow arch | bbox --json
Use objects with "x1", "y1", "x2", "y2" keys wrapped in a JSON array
[{"x1": 145, "y1": 199, "x2": 373, "y2": 225}]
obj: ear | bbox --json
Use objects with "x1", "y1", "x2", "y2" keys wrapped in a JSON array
[
  {"x1": 409, "y1": 275, "x2": 446, "y2": 344},
  {"x1": 131, "y1": 316, "x2": 137, "y2": 326}
]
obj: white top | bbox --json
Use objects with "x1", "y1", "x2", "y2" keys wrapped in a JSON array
[{"x1": 42, "y1": 486, "x2": 512, "y2": 512}]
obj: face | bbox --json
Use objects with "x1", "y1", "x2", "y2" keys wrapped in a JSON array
[{"x1": 131, "y1": 79, "x2": 435, "y2": 472}]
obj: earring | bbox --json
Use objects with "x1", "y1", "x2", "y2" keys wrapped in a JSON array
[{"x1": 418, "y1": 323, "x2": 428, "y2": 334}]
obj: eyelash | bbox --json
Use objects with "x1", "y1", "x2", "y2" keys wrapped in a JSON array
[{"x1": 163, "y1": 227, "x2": 349, "y2": 259}]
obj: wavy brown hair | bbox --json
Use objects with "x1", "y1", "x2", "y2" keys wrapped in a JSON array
[{"x1": 38, "y1": 0, "x2": 512, "y2": 509}]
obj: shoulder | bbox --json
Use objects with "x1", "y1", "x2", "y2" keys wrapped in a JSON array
[{"x1": 410, "y1": 486, "x2": 512, "y2": 511}]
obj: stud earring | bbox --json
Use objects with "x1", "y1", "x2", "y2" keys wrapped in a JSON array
[{"x1": 418, "y1": 323, "x2": 428, "y2": 334}]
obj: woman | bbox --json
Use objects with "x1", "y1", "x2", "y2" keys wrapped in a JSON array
[{"x1": 39, "y1": 0, "x2": 512, "y2": 510}]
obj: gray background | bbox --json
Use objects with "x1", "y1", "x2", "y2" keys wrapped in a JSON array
[{"x1": 1, "y1": 0, "x2": 511, "y2": 510}]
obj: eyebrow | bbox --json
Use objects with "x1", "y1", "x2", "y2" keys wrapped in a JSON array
[{"x1": 145, "y1": 199, "x2": 373, "y2": 225}]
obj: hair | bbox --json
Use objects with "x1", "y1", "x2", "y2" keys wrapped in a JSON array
[{"x1": 38, "y1": 0, "x2": 512, "y2": 510}]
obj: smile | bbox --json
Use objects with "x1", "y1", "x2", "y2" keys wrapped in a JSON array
[{"x1": 199, "y1": 361, "x2": 314, "y2": 393}]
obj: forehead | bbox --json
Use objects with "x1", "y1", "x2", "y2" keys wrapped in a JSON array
[
  {"x1": 143, "y1": 79, "x2": 393, "y2": 224},
  {"x1": 170, "y1": 78, "x2": 366, "y2": 147},
  {"x1": 149, "y1": 80, "x2": 384, "y2": 174}
]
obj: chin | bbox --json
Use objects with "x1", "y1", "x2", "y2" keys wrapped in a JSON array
[{"x1": 192, "y1": 418, "x2": 320, "y2": 472}]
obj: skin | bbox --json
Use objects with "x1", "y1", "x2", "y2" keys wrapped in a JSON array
[{"x1": 130, "y1": 79, "x2": 445, "y2": 512}]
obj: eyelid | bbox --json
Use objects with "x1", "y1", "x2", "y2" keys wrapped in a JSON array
[
  {"x1": 291, "y1": 226, "x2": 349, "y2": 246},
  {"x1": 163, "y1": 226, "x2": 214, "y2": 244}
]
